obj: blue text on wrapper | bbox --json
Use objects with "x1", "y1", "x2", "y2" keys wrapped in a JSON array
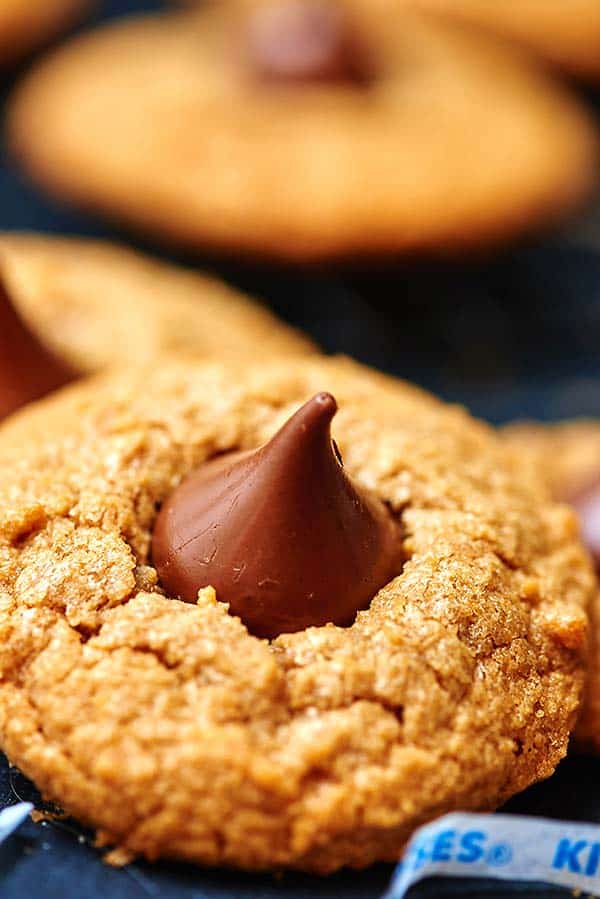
[{"x1": 384, "y1": 813, "x2": 600, "y2": 899}]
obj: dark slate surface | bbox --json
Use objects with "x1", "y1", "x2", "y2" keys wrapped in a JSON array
[{"x1": 2, "y1": 2, "x2": 600, "y2": 896}]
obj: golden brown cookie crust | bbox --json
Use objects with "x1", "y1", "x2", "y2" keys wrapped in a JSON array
[
  {"x1": 386, "y1": 0, "x2": 600, "y2": 81},
  {"x1": 0, "y1": 357, "x2": 593, "y2": 871},
  {"x1": 502, "y1": 419, "x2": 600, "y2": 752},
  {"x1": 7, "y1": 8, "x2": 598, "y2": 262},
  {"x1": 0, "y1": 0, "x2": 88, "y2": 68},
  {"x1": 0, "y1": 233, "x2": 315, "y2": 373}
]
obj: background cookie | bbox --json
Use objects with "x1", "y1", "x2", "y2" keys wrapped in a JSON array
[
  {"x1": 502, "y1": 419, "x2": 600, "y2": 753},
  {"x1": 7, "y1": 6, "x2": 597, "y2": 263},
  {"x1": 0, "y1": 356, "x2": 593, "y2": 872},
  {"x1": 0, "y1": 233, "x2": 316, "y2": 373},
  {"x1": 0, "y1": 0, "x2": 89, "y2": 68},
  {"x1": 387, "y1": 0, "x2": 600, "y2": 82},
  {"x1": 502, "y1": 420, "x2": 600, "y2": 502}
]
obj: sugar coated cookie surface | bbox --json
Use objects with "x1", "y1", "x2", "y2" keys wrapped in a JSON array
[
  {"x1": 0, "y1": 0, "x2": 88, "y2": 67},
  {"x1": 0, "y1": 233, "x2": 315, "y2": 373},
  {"x1": 0, "y1": 357, "x2": 593, "y2": 871},
  {"x1": 7, "y1": 6, "x2": 597, "y2": 262}
]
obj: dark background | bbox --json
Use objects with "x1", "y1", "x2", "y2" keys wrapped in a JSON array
[{"x1": 2, "y1": 1, "x2": 600, "y2": 896}]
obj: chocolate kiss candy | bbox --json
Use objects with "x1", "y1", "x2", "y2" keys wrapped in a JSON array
[
  {"x1": 569, "y1": 479, "x2": 600, "y2": 571},
  {"x1": 152, "y1": 392, "x2": 402, "y2": 638},
  {"x1": 0, "y1": 279, "x2": 76, "y2": 421},
  {"x1": 245, "y1": 0, "x2": 373, "y2": 85}
]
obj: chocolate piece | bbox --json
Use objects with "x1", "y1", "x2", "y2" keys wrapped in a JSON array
[
  {"x1": 569, "y1": 479, "x2": 600, "y2": 570},
  {"x1": 152, "y1": 392, "x2": 402, "y2": 638},
  {"x1": 0, "y1": 279, "x2": 76, "y2": 421},
  {"x1": 245, "y1": 0, "x2": 373, "y2": 85}
]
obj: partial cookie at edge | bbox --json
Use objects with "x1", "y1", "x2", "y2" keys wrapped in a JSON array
[
  {"x1": 385, "y1": 0, "x2": 600, "y2": 81},
  {"x1": 0, "y1": 0, "x2": 89, "y2": 68},
  {"x1": 0, "y1": 233, "x2": 316, "y2": 373}
]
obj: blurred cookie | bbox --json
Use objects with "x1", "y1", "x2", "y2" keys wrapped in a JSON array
[
  {"x1": 388, "y1": 0, "x2": 600, "y2": 82},
  {"x1": 0, "y1": 233, "x2": 316, "y2": 373},
  {"x1": 0, "y1": 0, "x2": 89, "y2": 68},
  {"x1": 7, "y1": 3, "x2": 597, "y2": 263},
  {"x1": 502, "y1": 420, "x2": 600, "y2": 503},
  {"x1": 502, "y1": 419, "x2": 600, "y2": 751}
]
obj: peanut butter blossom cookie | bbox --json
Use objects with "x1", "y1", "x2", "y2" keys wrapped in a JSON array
[
  {"x1": 0, "y1": 357, "x2": 594, "y2": 871},
  {"x1": 389, "y1": 0, "x2": 600, "y2": 82},
  {"x1": 0, "y1": 232, "x2": 315, "y2": 378},
  {"x1": 7, "y1": 2, "x2": 598, "y2": 262},
  {"x1": 502, "y1": 419, "x2": 600, "y2": 752},
  {"x1": 0, "y1": 0, "x2": 88, "y2": 68}
]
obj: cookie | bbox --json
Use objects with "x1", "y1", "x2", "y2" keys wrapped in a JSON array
[
  {"x1": 0, "y1": 0, "x2": 88, "y2": 68},
  {"x1": 502, "y1": 419, "x2": 600, "y2": 751},
  {"x1": 7, "y1": 4, "x2": 598, "y2": 263},
  {"x1": 0, "y1": 356, "x2": 593, "y2": 872},
  {"x1": 0, "y1": 233, "x2": 315, "y2": 374},
  {"x1": 388, "y1": 0, "x2": 600, "y2": 82},
  {"x1": 502, "y1": 420, "x2": 600, "y2": 504}
]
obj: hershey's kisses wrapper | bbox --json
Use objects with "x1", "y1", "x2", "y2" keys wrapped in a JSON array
[
  {"x1": 0, "y1": 803, "x2": 32, "y2": 845},
  {"x1": 384, "y1": 812, "x2": 600, "y2": 898}
]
